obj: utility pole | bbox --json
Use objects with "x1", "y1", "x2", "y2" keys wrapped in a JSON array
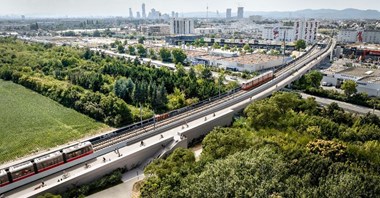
[
  {"x1": 373, "y1": 89, "x2": 379, "y2": 114},
  {"x1": 140, "y1": 103, "x2": 143, "y2": 126},
  {"x1": 282, "y1": 29, "x2": 287, "y2": 67},
  {"x1": 153, "y1": 111, "x2": 156, "y2": 132}
]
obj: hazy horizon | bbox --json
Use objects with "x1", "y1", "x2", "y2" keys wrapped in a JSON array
[{"x1": 0, "y1": 0, "x2": 379, "y2": 17}]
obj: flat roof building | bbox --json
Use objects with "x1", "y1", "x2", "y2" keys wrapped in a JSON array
[{"x1": 322, "y1": 60, "x2": 380, "y2": 96}]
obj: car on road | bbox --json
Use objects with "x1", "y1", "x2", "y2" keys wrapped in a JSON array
[{"x1": 322, "y1": 82, "x2": 333, "y2": 87}]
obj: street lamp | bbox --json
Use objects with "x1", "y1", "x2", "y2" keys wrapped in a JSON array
[{"x1": 373, "y1": 89, "x2": 379, "y2": 114}]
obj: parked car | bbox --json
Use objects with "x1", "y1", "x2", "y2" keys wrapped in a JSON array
[{"x1": 322, "y1": 82, "x2": 333, "y2": 87}]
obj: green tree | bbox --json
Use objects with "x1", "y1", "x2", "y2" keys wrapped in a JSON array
[
  {"x1": 159, "y1": 48, "x2": 172, "y2": 62},
  {"x1": 341, "y1": 80, "x2": 357, "y2": 97},
  {"x1": 136, "y1": 44, "x2": 147, "y2": 58},
  {"x1": 167, "y1": 88, "x2": 186, "y2": 110},
  {"x1": 171, "y1": 48, "x2": 187, "y2": 64},
  {"x1": 92, "y1": 30, "x2": 101, "y2": 37},
  {"x1": 149, "y1": 48, "x2": 157, "y2": 60},
  {"x1": 128, "y1": 45, "x2": 136, "y2": 55},
  {"x1": 114, "y1": 77, "x2": 135, "y2": 103},
  {"x1": 138, "y1": 36, "x2": 146, "y2": 44},
  {"x1": 201, "y1": 67, "x2": 212, "y2": 80},
  {"x1": 202, "y1": 127, "x2": 253, "y2": 160},
  {"x1": 117, "y1": 45, "x2": 125, "y2": 53},
  {"x1": 37, "y1": 193, "x2": 62, "y2": 198},
  {"x1": 183, "y1": 147, "x2": 287, "y2": 198},
  {"x1": 243, "y1": 43, "x2": 251, "y2": 51},
  {"x1": 305, "y1": 70, "x2": 323, "y2": 88},
  {"x1": 295, "y1": 39, "x2": 306, "y2": 51},
  {"x1": 212, "y1": 42, "x2": 221, "y2": 49}
]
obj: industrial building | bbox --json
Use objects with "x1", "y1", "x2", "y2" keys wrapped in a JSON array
[
  {"x1": 142, "y1": 24, "x2": 170, "y2": 36},
  {"x1": 194, "y1": 28, "x2": 222, "y2": 35},
  {"x1": 186, "y1": 49, "x2": 289, "y2": 72},
  {"x1": 321, "y1": 60, "x2": 380, "y2": 96},
  {"x1": 170, "y1": 18, "x2": 194, "y2": 35}
]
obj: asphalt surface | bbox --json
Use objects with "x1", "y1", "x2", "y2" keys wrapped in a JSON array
[{"x1": 300, "y1": 93, "x2": 380, "y2": 116}]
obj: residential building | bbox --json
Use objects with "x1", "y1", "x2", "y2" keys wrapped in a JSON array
[
  {"x1": 226, "y1": 8, "x2": 232, "y2": 19},
  {"x1": 261, "y1": 20, "x2": 318, "y2": 43},
  {"x1": 249, "y1": 15, "x2": 263, "y2": 22},
  {"x1": 337, "y1": 29, "x2": 359, "y2": 43},
  {"x1": 170, "y1": 18, "x2": 194, "y2": 35},
  {"x1": 363, "y1": 31, "x2": 380, "y2": 44},
  {"x1": 142, "y1": 3, "x2": 146, "y2": 19},
  {"x1": 129, "y1": 8, "x2": 133, "y2": 18},
  {"x1": 294, "y1": 20, "x2": 319, "y2": 44},
  {"x1": 237, "y1": 7, "x2": 244, "y2": 19},
  {"x1": 262, "y1": 26, "x2": 295, "y2": 42},
  {"x1": 337, "y1": 30, "x2": 380, "y2": 44}
]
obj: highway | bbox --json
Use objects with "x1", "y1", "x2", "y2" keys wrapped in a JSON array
[{"x1": 1, "y1": 38, "x2": 335, "y2": 197}]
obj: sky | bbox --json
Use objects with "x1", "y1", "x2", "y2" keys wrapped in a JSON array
[{"x1": 1, "y1": 0, "x2": 379, "y2": 17}]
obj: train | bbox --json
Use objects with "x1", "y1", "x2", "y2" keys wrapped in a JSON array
[
  {"x1": 0, "y1": 142, "x2": 93, "y2": 188},
  {"x1": 241, "y1": 71, "x2": 274, "y2": 90}
]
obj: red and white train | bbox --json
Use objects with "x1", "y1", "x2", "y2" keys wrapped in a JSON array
[
  {"x1": 241, "y1": 71, "x2": 274, "y2": 90},
  {"x1": 0, "y1": 142, "x2": 93, "y2": 188}
]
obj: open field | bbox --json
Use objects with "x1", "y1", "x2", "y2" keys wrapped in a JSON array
[{"x1": 0, "y1": 80, "x2": 109, "y2": 164}]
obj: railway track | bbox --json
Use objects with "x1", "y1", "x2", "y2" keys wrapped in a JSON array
[{"x1": 92, "y1": 41, "x2": 329, "y2": 151}]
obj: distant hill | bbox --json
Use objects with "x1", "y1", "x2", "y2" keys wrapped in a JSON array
[{"x1": 183, "y1": 8, "x2": 380, "y2": 19}]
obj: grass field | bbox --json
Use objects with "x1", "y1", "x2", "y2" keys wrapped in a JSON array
[{"x1": 0, "y1": 80, "x2": 109, "y2": 164}]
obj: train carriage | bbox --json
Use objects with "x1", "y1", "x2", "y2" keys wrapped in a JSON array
[
  {"x1": 9, "y1": 162, "x2": 35, "y2": 182},
  {"x1": 0, "y1": 170, "x2": 10, "y2": 187},
  {"x1": 34, "y1": 151, "x2": 64, "y2": 173},
  {"x1": 241, "y1": 71, "x2": 274, "y2": 90},
  {"x1": 62, "y1": 142, "x2": 93, "y2": 162},
  {"x1": 155, "y1": 113, "x2": 169, "y2": 122}
]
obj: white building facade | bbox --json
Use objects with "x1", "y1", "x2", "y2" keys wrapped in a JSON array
[
  {"x1": 337, "y1": 30, "x2": 380, "y2": 44},
  {"x1": 261, "y1": 20, "x2": 319, "y2": 44},
  {"x1": 262, "y1": 26, "x2": 295, "y2": 42},
  {"x1": 337, "y1": 30, "x2": 358, "y2": 43},
  {"x1": 294, "y1": 20, "x2": 319, "y2": 44},
  {"x1": 170, "y1": 18, "x2": 194, "y2": 35}
]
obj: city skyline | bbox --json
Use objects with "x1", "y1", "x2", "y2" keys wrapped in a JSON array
[{"x1": 0, "y1": 0, "x2": 379, "y2": 17}]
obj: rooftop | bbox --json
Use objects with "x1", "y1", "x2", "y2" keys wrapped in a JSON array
[
  {"x1": 323, "y1": 59, "x2": 380, "y2": 83},
  {"x1": 222, "y1": 53, "x2": 281, "y2": 65}
]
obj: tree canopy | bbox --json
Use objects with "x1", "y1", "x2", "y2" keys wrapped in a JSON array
[
  {"x1": 295, "y1": 39, "x2": 306, "y2": 51},
  {"x1": 140, "y1": 91, "x2": 380, "y2": 197}
]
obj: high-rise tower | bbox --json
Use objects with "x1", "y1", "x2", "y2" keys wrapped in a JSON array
[
  {"x1": 237, "y1": 7, "x2": 244, "y2": 19},
  {"x1": 142, "y1": 3, "x2": 146, "y2": 19},
  {"x1": 129, "y1": 8, "x2": 134, "y2": 18},
  {"x1": 226, "y1": 8, "x2": 232, "y2": 19}
]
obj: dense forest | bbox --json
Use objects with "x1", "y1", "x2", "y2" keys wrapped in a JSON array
[
  {"x1": 0, "y1": 37, "x2": 235, "y2": 126},
  {"x1": 141, "y1": 92, "x2": 380, "y2": 197}
]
